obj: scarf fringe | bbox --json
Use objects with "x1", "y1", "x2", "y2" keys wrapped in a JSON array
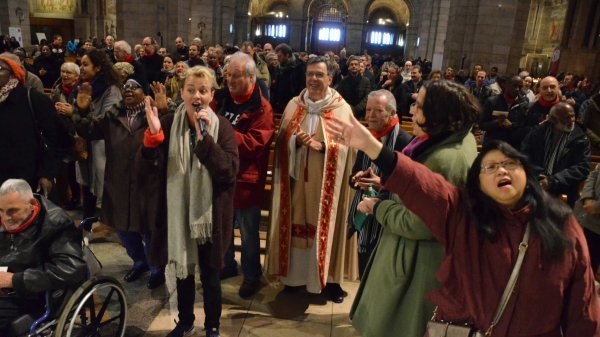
[
  {"x1": 190, "y1": 222, "x2": 213, "y2": 243},
  {"x1": 169, "y1": 261, "x2": 196, "y2": 280}
]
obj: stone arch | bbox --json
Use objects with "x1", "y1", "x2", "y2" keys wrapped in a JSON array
[{"x1": 363, "y1": 0, "x2": 412, "y2": 26}]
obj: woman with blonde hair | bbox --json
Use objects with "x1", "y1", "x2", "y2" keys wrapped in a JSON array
[{"x1": 143, "y1": 66, "x2": 238, "y2": 337}]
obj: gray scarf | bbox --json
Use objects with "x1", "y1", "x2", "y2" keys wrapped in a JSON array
[{"x1": 167, "y1": 103, "x2": 219, "y2": 279}]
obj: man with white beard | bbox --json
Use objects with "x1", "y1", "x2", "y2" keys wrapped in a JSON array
[{"x1": 522, "y1": 102, "x2": 591, "y2": 206}]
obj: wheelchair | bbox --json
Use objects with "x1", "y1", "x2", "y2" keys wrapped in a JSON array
[{"x1": 9, "y1": 217, "x2": 128, "y2": 337}]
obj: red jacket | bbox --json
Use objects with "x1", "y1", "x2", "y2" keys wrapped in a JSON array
[{"x1": 211, "y1": 85, "x2": 275, "y2": 208}]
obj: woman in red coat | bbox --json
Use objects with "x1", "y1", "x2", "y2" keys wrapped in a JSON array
[{"x1": 326, "y1": 80, "x2": 600, "y2": 336}]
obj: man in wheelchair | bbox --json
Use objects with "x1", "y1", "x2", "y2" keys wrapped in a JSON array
[{"x1": 0, "y1": 179, "x2": 87, "y2": 333}]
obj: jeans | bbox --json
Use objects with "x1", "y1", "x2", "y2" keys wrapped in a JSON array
[
  {"x1": 117, "y1": 231, "x2": 164, "y2": 275},
  {"x1": 223, "y1": 208, "x2": 262, "y2": 281},
  {"x1": 176, "y1": 243, "x2": 221, "y2": 330}
]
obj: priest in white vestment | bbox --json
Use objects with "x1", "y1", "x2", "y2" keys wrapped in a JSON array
[{"x1": 266, "y1": 56, "x2": 354, "y2": 303}]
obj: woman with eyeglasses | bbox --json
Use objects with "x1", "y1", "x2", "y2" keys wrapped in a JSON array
[
  {"x1": 349, "y1": 81, "x2": 479, "y2": 337},
  {"x1": 326, "y1": 81, "x2": 600, "y2": 336},
  {"x1": 74, "y1": 75, "x2": 167, "y2": 289}
]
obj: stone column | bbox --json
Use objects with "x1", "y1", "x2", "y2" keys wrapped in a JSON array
[{"x1": 0, "y1": 0, "x2": 32, "y2": 47}]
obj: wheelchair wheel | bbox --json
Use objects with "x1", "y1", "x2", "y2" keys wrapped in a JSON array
[{"x1": 54, "y1": 276, "x2": 127, "y2": 337}]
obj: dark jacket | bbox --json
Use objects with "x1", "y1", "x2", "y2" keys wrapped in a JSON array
[
  {"x1": 335, "y1": 74, "x2": 372, "y2": 120},
  {"x1": 470, "y1": 85, "x2": 493, "y2": 107},
  {"x1": 3, "y1": 195, "x2": 86, "y2": 298},
  {"x1": 33, "y1": 55, "x2": 62, "y2": 89},
  {"x1": 400, "y1": 80, "x2": 424, "y2": 116},
  {"x1": 522, "y1": 122, "x2": 591, "y2": 205},
  {"x1": 270, "y1": 58, "x2": 305, "y2": 114},
  {"x1": 143, "y1": 113, "x2": 239, "y2": 269},
  {"x1": 526, "y1": 100, "x2": 556, "y2": 128},
  {"x1": 480, "y1": 93, "x2": 529, "y2": 149},
  {"x1": 74, "y1": 104, "x2": 167, "y2": 265},
  {"x1": 140, "y1": 52, "x2": 164, "y2": 84},
  {"x1": 128, "y1": 59, "x2": 149, "y2": 93},
  {"x1": 212, "y1": 82, "x2": 275, "y2": 209},
  {"x1": 0, "y1": 86, "x2": 59, "y2": 188},
  {"x1": 582, "y1": 94, "x2": 600, "y2": 148},
  {"x1": 173, "y1": 46, "x2": 189, "y2": 62}
]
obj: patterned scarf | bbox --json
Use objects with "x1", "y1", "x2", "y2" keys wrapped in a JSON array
[
  {"x1": 0, "y1": 78, "x2": 19, "y2": 104},
  {"x1": 125, "y1": 101, "x2": 145, "y2": 127},
  {"x1": 543, "y1": 127, "x2": 571, "y2": 176}
]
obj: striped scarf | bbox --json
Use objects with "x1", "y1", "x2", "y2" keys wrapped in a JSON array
[
  {"x1": 543, "y1": 127, "x2": 571, "y2": 176},
  {"x1": 125, "y1": 101, "x2": 145, "y2": 127},
  {"x1": 347, "y1": 123, "x2": 400, "y2": 253}
]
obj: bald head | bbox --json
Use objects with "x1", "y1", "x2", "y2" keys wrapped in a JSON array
[
  {"x1": 549, "y1": 102, "x2": 575, "y2": 132},
  {"x1": 539, "y1": 76, "x2": 560, "y2": 103}
]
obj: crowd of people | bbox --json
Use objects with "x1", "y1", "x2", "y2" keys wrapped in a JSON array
[{"x1": 0, "y1": 32, "x2": 599, "y2": 337}]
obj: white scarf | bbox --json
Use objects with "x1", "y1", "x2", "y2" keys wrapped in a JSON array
[{"x1": 167, "y1": 103, "x2": 220, "y2": 279}]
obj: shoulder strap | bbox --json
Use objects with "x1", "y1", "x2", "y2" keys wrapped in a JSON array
[{"x1": 485, "y1": 223, "x2": 531, "y2": 336}]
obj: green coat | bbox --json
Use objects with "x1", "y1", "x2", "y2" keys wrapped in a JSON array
[{"x1": 350, "y1": 128, "x2": 478, "y2": 337}]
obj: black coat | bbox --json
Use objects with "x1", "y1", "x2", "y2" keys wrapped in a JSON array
[
  {"x1": 335, "y1": 74, "x2": 372, "y2": 119},
  {"x1": 480, "y1": 94, "x2": 529, "y2": 149},
  {"x1": 140, "y1": 53, "x2": 164, "y2": 84},
  {"x1": 3, "y1": 195, "x2": 86, "y2": 298},
  {"x1": 522, "y1": 123, "x2": 591, "y2": 205},
  {"x1": 0, "y1": 86, "x2": 59, "y2": 188},
  {"x1": 270, "y1": 59, "x2": 305, "y2": 114},
  {"x1": 399, "y1": 80, "x2": 424, "y2": 116},
  {"x1": 33, "y1": 55, "x2": 62, "y2": 89}
]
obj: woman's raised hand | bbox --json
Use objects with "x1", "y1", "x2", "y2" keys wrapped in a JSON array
[
  {"x1": 325, "y1": 113, "x2": 383, "y2": 159},
  {"x1": 76, "y1": 82, "x2": 93, "y2": 111},
  {"x1": 150, "y1": 81, "x2": 168, "y2": 112},
  {"x1": 145, "y1": 96, "x2": 161, "y2": 134}
]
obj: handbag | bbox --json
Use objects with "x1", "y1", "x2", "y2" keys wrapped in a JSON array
[{"x1": 427, "y1": 224, "x2": 531, "y2": 337}]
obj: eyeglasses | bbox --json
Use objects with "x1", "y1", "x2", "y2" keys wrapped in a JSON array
[
  {"x1": 480, "y1": 159, "x2": 521, "y2": 174},
  {"x1": 306, "y1": 71, "x2": 327, "y2": 79},
  {"x1": 123, "y1": 83, "x2": 142, "y2": 91}
]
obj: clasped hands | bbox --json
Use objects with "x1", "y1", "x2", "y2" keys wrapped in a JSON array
[
  {"x1": 352, "y1": 167, "x2": 381, "y2": 191},
  {"x1": 295, "y1": 130, "x2": 324, "y2": 152}
]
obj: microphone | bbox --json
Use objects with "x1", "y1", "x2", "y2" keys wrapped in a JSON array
[{"x1": 195, "y1": 104, "x2": 208, "y2": 137}]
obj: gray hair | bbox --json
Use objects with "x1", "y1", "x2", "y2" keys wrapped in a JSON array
[
  {"x1": 61, "y1": 62, "x2": 80, "y2": 75},
  {"x1": 114, "y1": 40, "x2": 131, "y2": 54},
  {"x1": 0, "y1": 179, "x2": 34, "y2": 201},
  {"x1": 368, "y1": 89, "x2": 397, "y2": 114},
  {"x1": 265, "y1": 52, "x2": 277, "y2": 62},
  {"x1": 307, "y1": 56, "x2": 334, "y2": 76},
  {"x1": 227, "y1": 51, "x2": 256, "y2": 82}
]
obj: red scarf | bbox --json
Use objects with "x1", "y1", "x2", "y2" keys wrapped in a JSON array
[
  {"x1": 539, "y1": 96, "x2": 560, "y2": 108},
  {"x1": 61, "y1": 82, "x2": 74, "y2": 96},
  {"x1": 504, "y1": 91, "x2": 516, "y2": 106},
  {"x1": 370, "y1": 116, "x2": 399, "y2": 139},
  {"x1": 232, "y1": 82, "x2": 256, "y2": 104},
  {"x1": 1, "y1": 199, "x2": 40, "y2": 234},
  {"x1": 124, "y1": 54, "x2": 134, "y2": 63}
]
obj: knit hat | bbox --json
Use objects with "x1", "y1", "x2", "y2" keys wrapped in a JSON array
[{"x1": 0, "y1": 56, "x2": 25, "y2": 85}]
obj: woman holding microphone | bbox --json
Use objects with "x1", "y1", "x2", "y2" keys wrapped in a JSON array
[{"x1": 143, "y1": 66, "x2": 238, "y2": 337}]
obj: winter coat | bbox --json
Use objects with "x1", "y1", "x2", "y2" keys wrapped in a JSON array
[
  {"x1": 0, "y1": 86, "x2": 59, "y2": 188},
  {"x1": 350, "y1": 127, "x2": 477, "y2": 337},
  {"x1": 33, "y1": 55, "x2": 62, "y2": 89},
  {"x1": 212, "y1": 83, "x2": 275, "y2": 209},
  {"x1": 480, "y1": 93, "x2": 529, "y2": 149},
  {"x1": 522, "y1": 122, "x2": 591, "y2": 205},
  {"x1": 335, "y1": 74, "x2": 372, "y2": 120},
  {"x1": 3, "y1": 195, "x2": 86, "y2": 298},
  {"x1": 74, "y1": 103, "x2": 167, "y2": 265},
  {"x1": 143, "y1": 113, "x2": 238, "y2": 269}
]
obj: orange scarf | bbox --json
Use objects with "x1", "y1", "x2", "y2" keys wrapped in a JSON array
[
  {"x1": 370, "y1": 116, "x2": 399, "y2": 139},
  {"x1": 1, "y1": 199, "x2": 40, "y2": 234}
]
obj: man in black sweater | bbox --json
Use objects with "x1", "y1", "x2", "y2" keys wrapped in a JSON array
[
  {"x1": 140, "y1": 37, "x2": 164, "y2": 84},
  {"x1": 335, "y1": 55, "x2": 371, "y2": 119}
]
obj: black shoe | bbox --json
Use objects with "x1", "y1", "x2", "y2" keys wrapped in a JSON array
[
  {"x1": 166, "y1": 320, "x2": 194, "y2": 337},
  {"x1": 238, "y1": 279, "x2": 260, "y2": 299},
  {"x1": 147, "y1": 273, "x2": 166, "y2": 289},
  {"x1": 324, "y1": 283, "x2": 348, "y2": 303},
  {"x1": 206, "y1": 327, "x2": 220, "y2": 337},
  {"x1": 123, "y1": 266, "x2": 149, "y2": 283},
  {"x1": 282, "y1": 285, "x2": 303, "y2": 294},
  {"x1": 220, "y1": 267, "x2": 238, "y2": 280}
]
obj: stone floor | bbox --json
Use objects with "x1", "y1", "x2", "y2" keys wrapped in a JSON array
[{"x1": 84, "y1": 219, "x2": 361, "y2": 337}]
